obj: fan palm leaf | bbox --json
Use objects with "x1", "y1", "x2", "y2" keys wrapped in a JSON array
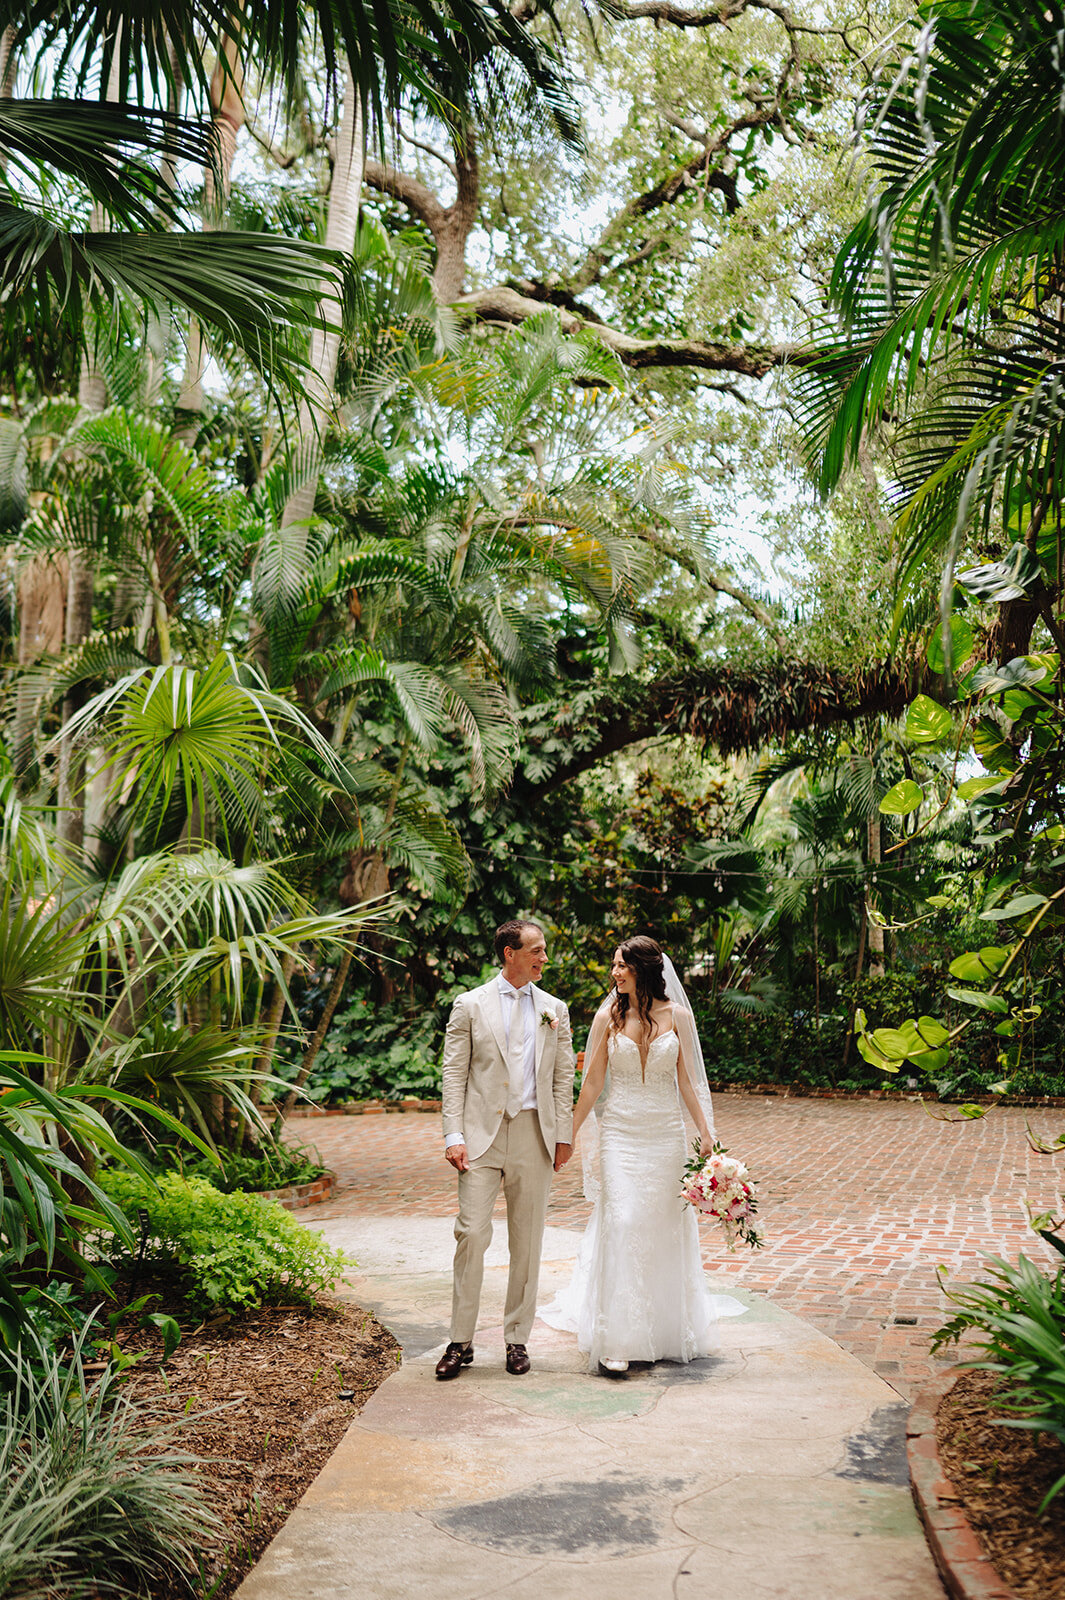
[
  {"x1": 51, "y1": 653, "x2": 351, "y2": 843},
  {"x1": 3, "y1": 0, "x2": 578, "y2": 146},
  {"x1": 0, "y1": 888, "x2": 88, "y2": 1053}
]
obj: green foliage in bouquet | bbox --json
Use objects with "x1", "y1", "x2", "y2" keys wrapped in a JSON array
[{"x1": 99, "y1": 1172, "x2": 350, "y2": 1313}]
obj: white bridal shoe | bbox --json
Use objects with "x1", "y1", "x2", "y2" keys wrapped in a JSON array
[{"x1": 601, "y1": 1358, "x2": 629, "y2": 1373}]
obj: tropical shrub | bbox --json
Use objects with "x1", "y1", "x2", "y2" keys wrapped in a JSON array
[
  {"x1": 0, "y1": 1051, "x2": 180, "y2": 1343},
  {"x1": 0, "y1": 1322, "x2": 219, "y2": 1599},
  {"x1": 98, "y1": 1172, "x2": 350, "y2": 1313},
  {"x1": 932, "y1": 1252, "x2": 1065, "y2": 1511},
  {"x1": 277, "y1": 990, "x2": 445, "y2": 1104},
  {"x1": 168, "y1": 1140, "x2": 328, "y2": 1194}
]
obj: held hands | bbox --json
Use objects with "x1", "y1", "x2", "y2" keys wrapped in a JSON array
[
  {"x1": 553, "y1": 1142, "x2": 573, "y2": 1172},
  {"x1": 445, "y1": 1144, "x2": 470, "y2": 1173}
]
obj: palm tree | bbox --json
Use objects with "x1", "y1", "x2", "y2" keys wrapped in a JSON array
[
  {"x1": 0, "y1": 0, "x2": 575, "y2": 388},
  {"x1": 798, "y1": 0, "x2": 1065, "y2": 659}
]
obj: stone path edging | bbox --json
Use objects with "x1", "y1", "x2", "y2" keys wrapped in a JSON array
[
  {"x1": 908, "y1": 1369, "x2": 1017, "y2": 1600},
  {"x1": 292, "y1": 1099, "x2": 441, "y2": 1116},
  {"x1": 256, "y1": 1171, "x2": 336, "y2": 1210},
  {"x1": 289, "y1": 1085, "x2": 1065, "y2": 1116}
]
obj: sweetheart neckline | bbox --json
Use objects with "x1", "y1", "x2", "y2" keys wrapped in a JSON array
[
  {"x1": 614, "y1": 1028, "x2": 677, "y2": 1047},
  {"x1": 612, "y1": 1029, "x2": 677, "y2": 1075}
]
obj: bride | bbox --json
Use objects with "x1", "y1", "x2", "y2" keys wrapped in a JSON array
[{"x1": 541, "y1": 935, "x2": 745, "y2": 1374}]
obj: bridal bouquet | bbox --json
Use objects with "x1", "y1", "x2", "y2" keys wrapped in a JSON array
[{"x1": 681, "y1": 1142, "x2": 763, "y2": 1250}]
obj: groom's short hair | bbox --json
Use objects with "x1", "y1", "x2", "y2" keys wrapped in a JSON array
[{"x1": 494, "y1": 919, "x2": 541, "y2": 965}]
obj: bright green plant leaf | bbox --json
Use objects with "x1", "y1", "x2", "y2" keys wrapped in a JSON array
[
  {"x1": 926, "y1": 616, "x2": 974, "y2": 674},
  {"x1": 981, "y1": 893, "x2": 1049, "y2": 920},
  {"x1": 946, "y1": 987, "x2": 1010, "y2": 1013},
  {"x1": 880, "y1": 779, "x2": 924, "y2": 815},
  {"x1": 1024, "y1": 652, "x2": 1059, "y2": 682},
  {"x1": 1001, "y1": 689, "x2": 1041, "y2": 721},
  {"x1": 958, "y1": 774, "x2": 1009, "y2": 801},
  {"x1": 905, "y1": 694, "x2": 953, "y2": 742},
  {"x1": 971, "y1": 657, "x2": 1050, "y2": 695},
  {"x1": 948, "y1": 947, "x2": 1011, "y2": 980},
  {"x1": 910, "y1": 1048, "x2": 949, "y2": 1072},
  {"x1": 915, "y1": 1016, "x2": 950, "y2": 1047},
  {"x1": 857, "y1": 1034, "x2": 900, "y2": 1073},
  {"x1": 973, "y1": 718, "x2": 1016, "y2": 772},
  {"x1": 957, "y1": 546, "x2": 1042, "y2": 603},
  {"x1": 867, "y1": 1027, "x2": 914, "y2": 1060}
]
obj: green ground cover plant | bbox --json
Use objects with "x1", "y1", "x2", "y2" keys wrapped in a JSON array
[
  {"x1": 165, "y1": 1140, "x2": 329, "y2": 1194},
  {"x1": 99, "y1": 1172, "x2": 350, "y2": 1314}
]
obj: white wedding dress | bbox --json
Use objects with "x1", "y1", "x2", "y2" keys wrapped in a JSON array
[{"x1": 540, "y1": 1029, "x2": 745, "y2": 1371}]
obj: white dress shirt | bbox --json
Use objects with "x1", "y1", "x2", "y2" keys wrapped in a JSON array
[{"x1": 498, "y1": 975, "x2": 539, "y2": 1112}]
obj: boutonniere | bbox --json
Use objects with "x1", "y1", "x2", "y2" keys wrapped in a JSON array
[{"x1": 540, "y1": 1009, "x2": 559, "y2": 1031}]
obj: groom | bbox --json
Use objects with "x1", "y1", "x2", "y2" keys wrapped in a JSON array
[{"x1": 437, "y1": 919, "x2": 574, "y2": 1379}]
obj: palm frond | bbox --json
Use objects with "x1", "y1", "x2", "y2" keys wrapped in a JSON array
[
  {"x1": 0, "y1": 210, "x2": 338, "y2": 401},
  {"x1": 0, "y1": 98, "x2": 222, "y2": 229}
]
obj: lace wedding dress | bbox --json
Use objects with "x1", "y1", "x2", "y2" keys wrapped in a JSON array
[{"x1": 540, "y1": 1029, "x2": 745, "y2": 1371}]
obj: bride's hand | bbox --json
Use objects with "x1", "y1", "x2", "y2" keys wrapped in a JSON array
[{"x1": 698, "y1": 1131, "x2": 715, "y2": 1157}]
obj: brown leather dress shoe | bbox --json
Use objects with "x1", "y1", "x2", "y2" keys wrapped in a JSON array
[
  {"x1": 435, "y1": 1341, "x2": 473, "y2": 1380},
  {"x1": 505, "y1": 1343, "x2": 531, "y2": 1375}
]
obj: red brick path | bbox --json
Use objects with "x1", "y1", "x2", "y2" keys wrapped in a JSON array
[{"x1": 288, "y1": 1095, "x2": 1065, "y2": 1399}]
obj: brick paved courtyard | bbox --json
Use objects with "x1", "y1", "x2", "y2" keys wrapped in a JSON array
[{"x1": 289, "y1": 1094, "x2": 1065, "y2": 1399}]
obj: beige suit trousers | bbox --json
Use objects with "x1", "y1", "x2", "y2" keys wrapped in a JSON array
[{"x1": 450, "y1": 1109, "x2": 552, "y2": 1345}]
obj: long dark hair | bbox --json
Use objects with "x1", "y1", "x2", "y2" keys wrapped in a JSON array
[{"x1": 609, "y1": 935, "x2": 668, "y2": 1039}]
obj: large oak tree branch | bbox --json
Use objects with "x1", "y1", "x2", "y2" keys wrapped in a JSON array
[
  {"x1": 364, "y1": 138, "x2": 479, "y2": 303},
  {"x1": 363, "y1": 157, "x2": 449, "y2": 233},
  {"x1": 457, "y1": 284, "x2": 815, "y2": 374},
  {"x1": 512, "y1": 657, "x2": 929, "y2": 801}
]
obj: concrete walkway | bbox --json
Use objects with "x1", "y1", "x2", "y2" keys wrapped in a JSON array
[{"x1": 236, "y1": 1201, "x2": 947, "y2": 1600}]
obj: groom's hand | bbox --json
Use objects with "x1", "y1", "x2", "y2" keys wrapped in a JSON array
[
  {"x1": 445, "y1": 1144, "x2": 469, "y2": 1172},
  {"x1": 553, "y1": 1142, "x2": 573, "y2": 1171}
]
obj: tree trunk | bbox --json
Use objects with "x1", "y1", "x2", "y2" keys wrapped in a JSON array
[
  {"x1": 430, "y1": 137, "x2": 478, "y2": 304},
  {"x1": 273, "y1": 945, "x2": 354, "y2": 1131},
  {"x1": 12, "y1": 549, "x2": 67, "y2": 770},
  {"x1": 251, "y1": 949, "x2": 298, "y2": 1107},
  {"x1": 278, "y1": 75, "x2": 365, "y2": 532},
  {"x1": 866, "y1": 816, "x2": 884, "y2": 977},
  {"x1": 174, "y1": 32, "x2": 246, "y2": 440},
  {"x1": 55, "y1": 33, "x2": 125, "y2": 849},
  {"x1": 271, "y1": 844, "x2": 390, "y2": 1130}
]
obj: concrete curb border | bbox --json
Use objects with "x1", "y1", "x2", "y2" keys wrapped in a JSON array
[{"x1": 908, "y1": 1369, "x2": 1017, "y2": 1600}]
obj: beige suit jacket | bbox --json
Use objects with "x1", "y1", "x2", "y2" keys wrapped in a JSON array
[{"x1": 441, "y1": 978, "x2": 575, "y2": 1161}]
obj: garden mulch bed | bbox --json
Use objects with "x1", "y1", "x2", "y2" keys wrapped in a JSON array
[
  {"x1": 112, "y1": 1287, "x2": 399, "y2": 1600},
  {"x1": 937, "y1": 1368, "x2": 1065, "y2": 1599}
]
